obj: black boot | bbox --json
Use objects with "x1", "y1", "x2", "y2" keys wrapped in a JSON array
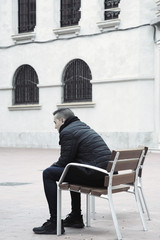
[
  {"x1": 63, "y1": 213, "x2": 85, "y2": 228},
  {"x1": 33, "y1": 219, "x2": 65, "y2": 234}
]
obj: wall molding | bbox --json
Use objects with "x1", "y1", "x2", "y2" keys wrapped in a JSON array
[
  {"x1": 38, "y1": 83, "x2": 62, "y2": 88},
  {"x1": 91, "y1": 76, "x2": 154, "y2": 84},
  {"x1": 0, "y1": 77, "x2": 154, "y2": 91},
  {"x1": 0, "y1": 87, "x2": 12, "y2": 91}
]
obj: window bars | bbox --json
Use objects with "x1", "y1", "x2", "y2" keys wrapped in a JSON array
[
  {"x1": 104, "y1": 0, "x2": 120, "y2": 21},
  {"x1": 18, "y1": 0, "x2": 36, "y2": 33},
  {"x1": 60, "y1": 0, "x2": 81, "y2": 27},
  {"x1": 63, "y1": 59, "x2": 92, "y2": 102},
  {"x1": 14, "y1": 65, "x2": 39, "y2": 104}
]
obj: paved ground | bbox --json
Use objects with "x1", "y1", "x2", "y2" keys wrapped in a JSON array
[{"x1": 0, "y1": 148, "x2": 160, "y2": 240}]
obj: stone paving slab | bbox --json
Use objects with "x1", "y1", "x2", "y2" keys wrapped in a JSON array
[{"x1": 0, "y1": 148, "x2": 160, "y2": 240}]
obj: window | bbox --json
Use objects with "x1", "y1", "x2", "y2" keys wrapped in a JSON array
[
  {"x1": 13, "y1": 65, "x2": 39, "y2": 104},
  {"x1": 63, "y1": 59, "x2": 92, "y2": 102},
  {"x1": 60, "y1": 0, "x2": 81, "y2": 27},
  {"x1": 104, "y1": 0, "x2": 120, "y2": 20},
  {"x1": 18, "y1": 0, "x2": 36, "y2": 33}
]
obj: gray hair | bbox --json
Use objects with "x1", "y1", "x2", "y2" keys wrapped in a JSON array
[{"x1": 53, "y1": 108, "x2": 75, "y2": 120}]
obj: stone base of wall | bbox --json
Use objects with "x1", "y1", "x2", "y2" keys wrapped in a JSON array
[
  {"x1": 100, "y1": 132, "x2": 155, "y2": 150},
  {"x1": 0, "y1": 131, "x2": 157, "y2": 150},
  {"x1": 0, "y1": 132, "x2": 60, "y2": 149}
]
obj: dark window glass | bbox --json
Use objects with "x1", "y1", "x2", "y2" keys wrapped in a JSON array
[
  {"x1": 104, "y1": 0, "x2": 120, "y2": 9},
  {"x1": 61, "y1": 0, "x2": 81, "y2": 27},
  {"x1": 104, "y1": 10, "x2": 120, "y2": 20},
  {"x1": 63, "y1": 59, "x2": 92, "y2": 102},
  {"x1": 104, "y1": 0, "x2": 120, "y2": 20},
  {"x1": 18, "y1": 0, "x2": 36, "y2": 33},
  {"x1": 14, "y1": 65, "x2": 39, "y2": 104}
]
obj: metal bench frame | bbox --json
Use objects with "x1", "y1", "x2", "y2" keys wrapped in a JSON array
[
  {"x1": 91, "y1": 146, "x2": 151, "y2": 221},
  {"x1": 57, "y1": 147, "x2": 148, "y2": 240}
]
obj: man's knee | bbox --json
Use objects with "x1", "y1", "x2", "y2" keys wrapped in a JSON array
[
  {"x1": 43, "y1": 167, "x2": 50, "y2": 180},
  {"x1": 43, "y1": 166, "x2": 64, "y2": 181}
]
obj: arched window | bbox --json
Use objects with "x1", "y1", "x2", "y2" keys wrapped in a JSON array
[
  {"x1": 13, "y1": 64, "x2": 39, "y2": 104},
  {"x1": 18, "y1": 0, "x2": 36, "y2": 33},
  {"x1": 60, "y1": 0, "x2": 81, "y2": 27},
  {"x1": 63, "y1": 59, "x2": 92, "y2": 102}
]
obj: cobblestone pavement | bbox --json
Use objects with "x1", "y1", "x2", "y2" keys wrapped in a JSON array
[{"x1": 0, "y1": 148, "x2": 160, "y2": 240}]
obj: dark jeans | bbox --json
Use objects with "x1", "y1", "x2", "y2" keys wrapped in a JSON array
[{"x1": 43, "y1": 166, "x2": 105, "y2": 220}]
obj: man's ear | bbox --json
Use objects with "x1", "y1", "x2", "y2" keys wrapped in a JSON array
[{"x1": 61, "y1": 118, "x2": 66, "y2": 123}]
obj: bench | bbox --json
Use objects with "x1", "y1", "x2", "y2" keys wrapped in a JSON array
[{"x1": 57, "y1": 147, "x2": 148, "y2": 240}]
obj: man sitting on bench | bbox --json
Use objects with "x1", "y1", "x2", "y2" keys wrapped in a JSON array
[{"x1": 33, "y1": 108, "x2": 111, "y2": 234}]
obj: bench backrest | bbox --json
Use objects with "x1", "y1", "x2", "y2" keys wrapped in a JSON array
[{"x1": 105, "y1": 148, "x2": 145, "y2": 187}]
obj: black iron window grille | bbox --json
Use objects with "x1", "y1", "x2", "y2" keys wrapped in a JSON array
[
  {"x1": 104, "y1": 0, "x2": 120, "y2": 20},
  {"x1": 14, "y1": 65, "x2": 39, "y2": 104},
  {"x1": 63, "y1": 59, "x2": 92, "y2": 103},
  {"x1": 104, "y1": 10, "x2": 120, "y2": 20},
  {"x1": 18, "y1": 0, "x2": 36, "y2": 33},
  {"x1": 104, "y1": 0, "x2": 120, "y2": 9},
  {"x1": 60, "y1": 0, "x2": 81, "y2": 27}
]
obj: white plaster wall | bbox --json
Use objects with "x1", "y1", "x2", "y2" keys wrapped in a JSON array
[
  {"x1": 0, "y1": 0, "x2": 13, "y2": 45},
  {"x1": 92, "y1": 79, "x2": 154, "y2": 131},
  {"x1": 36, "y1": 0, "x2": 55, "y2": 40},
  {"x1": 0, "y1": 0, "x2": 157, "y2": 149}
]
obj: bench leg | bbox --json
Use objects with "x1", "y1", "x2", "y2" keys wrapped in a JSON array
[
  {"x1": 91, "y1": 195, "x2": 96, "y2": 220},
  {"x1": 86, "y1": 194, "x2": 91, "y2": 227},
  {"x1": 135, "y1": 184, "x2": 147, "y2": 231},
  {"x1": 108, "y1": 193, "x2": 122, "y2": 240},
  {"x1": 57, "y1": 186, "x2": 62, "y2": 235},
  {"x1": 138, "y1": 179, "x2": 151, "y2": 220}
]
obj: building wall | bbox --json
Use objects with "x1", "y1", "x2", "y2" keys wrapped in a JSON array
[{"x1": 0, "y1": 0, "x2": 159, "y2": 150}]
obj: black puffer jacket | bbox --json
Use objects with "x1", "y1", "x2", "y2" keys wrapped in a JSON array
[{"x1": 54, "y1": 116, "x2": 111, "y2": 178}]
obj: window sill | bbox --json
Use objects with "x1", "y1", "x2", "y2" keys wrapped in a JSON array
[
  {"x1": 155, "y1": 0, "x2": 160, "y2": 5},
  {"x1": 151, "y1": 16, "x2": 160, "y2": 26},
  {"x1": 11, "y1": 32, "x2": 36, "y2": 43},
  {"x1": 8, "y1": 104, "x2": 42, "y2": 111},
  {"x1": 57, "y1": 102, "x2": 95, "y2": 108},
  {"x1": 53, "y1": 25, "x2": 80, "y2": 38},
  {"x1": 97, "y1": 19, "x2": 120, "y2": 31}
]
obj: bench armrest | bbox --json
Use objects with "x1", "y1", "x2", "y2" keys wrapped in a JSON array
[{"x1": 58, "y1": 162, "x2": 109, "y2": 186}]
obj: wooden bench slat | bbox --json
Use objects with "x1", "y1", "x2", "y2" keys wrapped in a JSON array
[
  {"x1": 80, "y1": 186, "x2": 92, "y2": 194},
  {"x1": 61, "y1": 183, "x2": 130, "y2": 197},
  {"x1": 69, "y1": 184, "x2": 92, "y2": 194},
  {"x1": 91, "y1": 185, "x2": 130, "y2": 197},
  {"x1": 69, "y1": 184, "x2": 81, "y2": 191},
  {"x1": 107, "y1": 159, "x2": 139, "y2": 172},
  {"x1": 59, "y1": 183, "x2": 70, "y2": 190},
  {"x1": 111, "y1": 149, "x2": 143, "y2": 160},
  {"x1": 104, "y1": 172, "x2": 135, "y2": 186}
]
